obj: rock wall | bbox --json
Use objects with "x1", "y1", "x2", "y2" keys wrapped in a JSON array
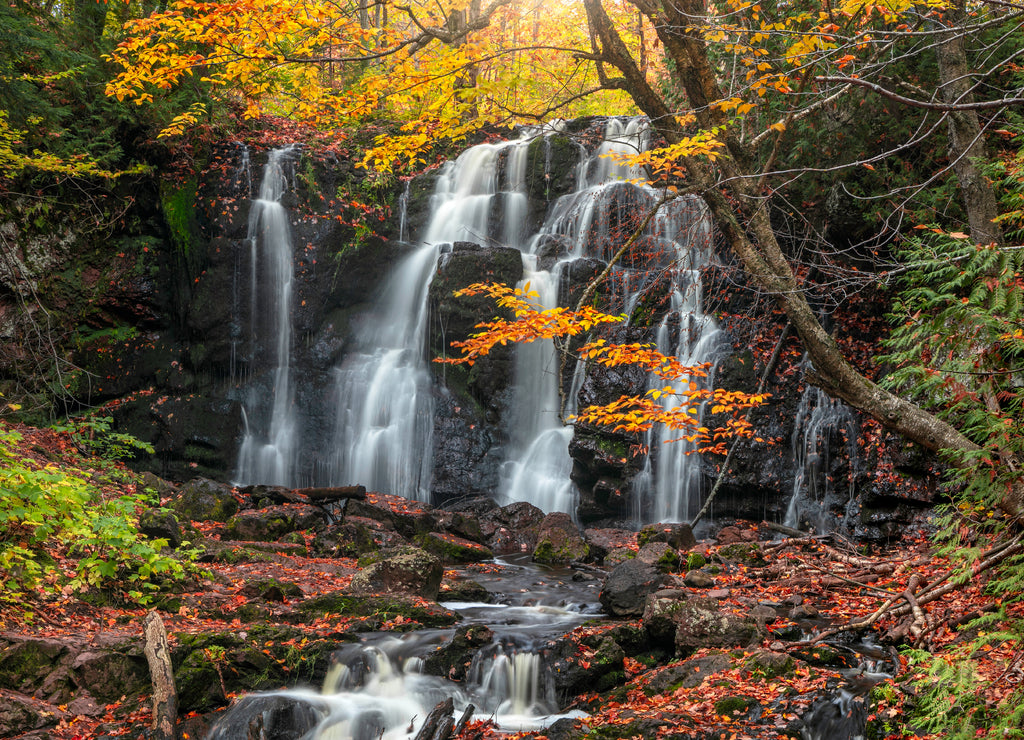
[{"x1": 0, "y1": 122, "x2": 937, "y2": 536}]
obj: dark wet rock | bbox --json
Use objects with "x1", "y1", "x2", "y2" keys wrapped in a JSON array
[
  {"x1": 206, "y1": 694, "x2": 327, "y2": 740},
  {"x1": 113, "y1": 396, "x2": 245, "y2": 483},
  {"x1": 643, "y1": 594, "x2": 765, "y2": 657},
  {"x1": 349, "y1": 546, "x2": 443, "y2": 599},
  {"x1": 548, "y1": 634, "x2": 626, "y2": 699},
  {"x1": 0, "y1": 690, "x2": 64, "y2": 736},
  {"x1": 599, "y1": 559, "x2": 668, "y2": 617},
  {"x1": 422, "y1": 625, "x2": 495, "y2": 682},
  {"x1": 225, "y1": 504, "x2": 327, "y2": 542},
  {"x1": 344, "y1": 498, "x2": 438, "y2": 541},
  {"x1": 645, "y1": 653, "x2": 732, "y2": 693},
  {"x1": 636, "y1": 542, "x2": 680, "y2": 573},
  {"x1": 439, "y1": 576, "x2": 491, "y2": 603},
  {"x1": 533, "y1": 512, "x2": 589, "y2": 564},
  {"x1": 294, "y1": 593, "x2": 457, "y2": 628},
  {"x1": 138, "y1": 508, "x2": 186, "y2": 547},
  {"x1": 171, "y1": 478, "x2": 239, "y2": 522},
  {"x1": 542, "y1": 716, "x2": 587, "y2": 740},
  {"x1": 0, "y1": 637, "x2": 72, "y2": 703},
  {"x1": 638, "y1": 523, "x2": 696, "y2": 551},
  {"x1": 435, "y1": 510, "x2": 487, "y2": 544},
  {"x1": 478, "y1": 501, "x2": 545, "y2": 554},
  {"x1": 71, "y1": 649, "x2": 148, "y2": 704}
]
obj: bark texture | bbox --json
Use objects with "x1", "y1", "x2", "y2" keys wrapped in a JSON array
[{"x1": 143, "y1": 610, "x2": 178, "y2": 740}]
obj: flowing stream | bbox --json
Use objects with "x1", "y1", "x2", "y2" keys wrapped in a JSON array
[{"x1": 207, "y1": 556, "x2": 598, "y2": 740}]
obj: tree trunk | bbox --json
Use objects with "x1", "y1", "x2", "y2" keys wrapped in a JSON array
[{"x1": 934, "y1": 0, "x2": 1004, "y2": 247}]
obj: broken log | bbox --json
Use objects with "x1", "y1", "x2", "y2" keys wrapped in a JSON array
[{"x1": 143, "y1": 610, "x2": 178, "y2": 740}]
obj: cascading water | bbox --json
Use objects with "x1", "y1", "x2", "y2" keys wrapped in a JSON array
[
  {"x1": 235, "y1": 146, "x2": 301, "y2": 487},
  {"x1": 327, "y1": 244, "x2": 439, "y2": 500},
  {"x1": 497, "y1": 119, "x2": 719, "y2": 523},
  {"x1": 207, "y1": 556, "x2": 596, "y2": 740},
  {"x1": 784, "y1": 361, "x2": 859, "y2": 532}
]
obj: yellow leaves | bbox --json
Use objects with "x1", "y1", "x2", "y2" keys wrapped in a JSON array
[{"x1": 158, "y1": 102, "x2": 208, "y2": 138}]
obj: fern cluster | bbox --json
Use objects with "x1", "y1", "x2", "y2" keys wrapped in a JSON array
[{"x1": 878, "y1": 228, "x2": 1024, "y2": 737}]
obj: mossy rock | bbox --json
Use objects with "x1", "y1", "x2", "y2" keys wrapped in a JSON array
[
  {"x1": 439, "y1": 576, "x2": 492, "y2": 603},
  {"x1": 417, "y1": 531, "x2": 494, "y2": 563},
  {"x1": 172, "y1": 478, "x2": 239, "y2": 522},
  {"x1": 296, "y1": 593, "x2": 458, "y2": 628},
  {"x1": 714, "y1": 695, "x2": 760, "y2": 719},
  {"x1": 744, "y1": 649, "x2": 795, "y2": 678},
  {"x1": 239, "y1": 578, "x2": 305, "y2": 602},
  {"x1": 717, "y1": 542, "x2": 767, "y2": 566}
]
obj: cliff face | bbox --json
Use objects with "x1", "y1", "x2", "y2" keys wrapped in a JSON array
[{"x1": 0, "y1": 126, "x2": 937, "y2": 536}]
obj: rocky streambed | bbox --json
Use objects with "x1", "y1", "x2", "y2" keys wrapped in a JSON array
[{"x1": 0, "y1": 475, "x2": 912, "y2": 740}]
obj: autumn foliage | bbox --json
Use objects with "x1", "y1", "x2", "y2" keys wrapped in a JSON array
[{"x1": 437, "y1": 282, "x2": 768, "y2": 455}]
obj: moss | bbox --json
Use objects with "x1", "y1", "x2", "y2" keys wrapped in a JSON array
[
  {"x1": 686, "y1": 552, "x2": 707, "y2": 570},
  {"x1": 160, "y1": 177, "x2": 199, "y2": 255},
  {"x1": 297, "y1": 593, "x2": 458, "y2": 627},
  {"x1": 717, "y1": 543, "x2": 766, "y2": 566},
  {"x1": 416, "y1": 532, "x2": 493, "y2": 563},
  {"x1": 714, "y1": 696, "x2": 757, "y2": 716}
]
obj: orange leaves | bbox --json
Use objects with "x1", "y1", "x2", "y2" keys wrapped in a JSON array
[
  {"x1": 436, "y1": 283, "x2": 623, "y2": 365},
  {"x1": 438, "y1": 283, "x2": 769, "y2": 451}
]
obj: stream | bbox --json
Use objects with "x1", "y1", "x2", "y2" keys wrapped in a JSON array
[{"x1": 207, "y1": 556, "x2": 601, "y2": 740}]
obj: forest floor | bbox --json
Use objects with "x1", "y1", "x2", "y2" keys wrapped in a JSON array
[{"x1": 1, "y1": 421, "x2": 1020, "y2": 740}]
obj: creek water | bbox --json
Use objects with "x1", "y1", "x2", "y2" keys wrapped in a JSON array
[{"x1": 206, "y1": 556, "x2": 599, "y2": 740}]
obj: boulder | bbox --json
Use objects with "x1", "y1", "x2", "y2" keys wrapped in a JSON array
[
  {"x1": 478, "y1": 501, "x2": 545, "y2": 554},
  {"x1": 642, "y1": 594, "x2": 764, "y2": 657},
  {"x1": 349, "y1": 546, "x2": 443, "y2": 600},
  {"x1": 225, "y1": 504, "x2": 327, "y2": 542},
  {"x1": 638, "y1": 523, "x2": 696, "y2": 551},
  {"x1": 419, "y1": 532, "x2": 494, "y2": 564},
  {"x1": 532, "y1": 513, "x2": 589, "y2": 564},
  {"x1": 171, "y1": 478, "x2": 239, "y2": 522},
  {"x1": 422, "y1": 625, "x2": 495, "y2": 682},
  {"x1": 138, "y1": 508, "x2": 186, "y2": 548},
  {"x1": 599, "y1": 559, "x2": 668, "y2": 617},
  {"x1": 205, "y1": 693, "x2": 327, "y2": 740},
  {"x1": 636, "y1": 542, "x2": 681, "y2": 572},
  {"x1": 0, "y1": 690, "x2": 64, "y2": 736},
  {"x1": 548, "y1": 635, "x2": 625, "y2": 698}
]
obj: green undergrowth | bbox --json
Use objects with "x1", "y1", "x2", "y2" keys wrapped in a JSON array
[{"x1": 0, "y1": 421, "x2": 200, "y2": 618}]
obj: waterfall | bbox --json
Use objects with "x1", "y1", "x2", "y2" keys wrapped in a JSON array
[
  {"x1": 235, "y1": 146, "x2": 301, "y2": 487},
  {"x1": 327, "y1": 244, "x2": 439, "y2": 500},
  {"x1": 783, "y1": 363, "x2": 859, "y2": 532},
  {"x1": 327, "y1": 137, "x2": 532, "y2": 499}
]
